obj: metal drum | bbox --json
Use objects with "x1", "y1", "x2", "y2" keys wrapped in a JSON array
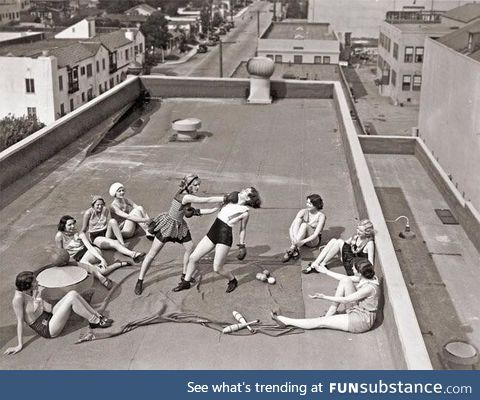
[{"x1": 37, "y1": 266, "x2": 94, "y2": 302}]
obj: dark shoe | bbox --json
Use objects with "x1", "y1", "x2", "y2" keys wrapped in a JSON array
[
  {"x1": 226, "y1": 277, "x2": 238, "y2": 293},
  {"x1": 301, "y1": 264, "x2": 319, "y2": 274},
  {"x1": 181, "y1": 274, "x2": 196, "y2": 285},
  {"x1": 100, "y1": 316, "x2": 114, "y2": 325},
  {"x1": 173, "y1": 279, "x2": 191, "y2": 292},
  {"x1": 133, "y1": 252, "x2": 146, "y2": 263},
  {"x1": 134, "y1": 279, "x2": 143, "y2": 295},
  {"x1": 89, "y1": 318, "x2": 113, "y2": 329},
  {"x1": 146, "y1": 233, "x2": 155, "y2": 241},
  {"x1": 292, "y1": 247, "x2": 300, "y2": 260},
  {"x1": 270, "y1": 311, "x2": 287, "y2": 328},
  {"x1": 102, "y1": 278, "x2": 114, "y2": 290},
  {"x1": 282, "y1": 249, "x2": 294, "y2": 263}
]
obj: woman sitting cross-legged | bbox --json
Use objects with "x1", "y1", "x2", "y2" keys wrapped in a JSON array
[
  {"x1": 282, "y1": 194, "x2": 326, "y2": 262},
  {"x1": 272, "y1": 258, "x2": 380, "y2": 333},
  {"x1": 4, "y1": 271, "x2": 113, "y2": 355},
  {"x1": 303, "y1": 219, "x2": 374, "y2": 276}
]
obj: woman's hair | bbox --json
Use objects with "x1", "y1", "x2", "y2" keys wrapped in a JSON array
[
  {"x1": 57, "y1": 215, "x2": 75, "y2": 232},
  {"x1": 179, "y1": 174, "x2": 199, "y2": 194},
  {"x1": 358, "y1": 219, "x2": 375, "y2": 238},
  {"x1": 307, "y1": 194, "x2": 323, "y2": 210},
  {"x1": 15, "y1": 271, "x2": 35, "y2": 292},
  {"x1": 354, "y1": 259, "x2": 375, "y2": 279},
  {"x1": 91, "y1": 195, "x2": 105, "y2": 207},
  {"x1": 244, "y1": 187, "x2": 262, "y2": 208}
]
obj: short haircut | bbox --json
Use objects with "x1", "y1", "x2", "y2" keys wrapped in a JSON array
[
  {"x1": 354, "y1": 259, "x2": 375, "y2": 279},
  {"x1": 358, "y1": 219, "x2": 375, "y2": 238},
  {"x1": 57, "y1": 215, "x2": 75, "y2": 232},
  {"x1": 15, "y1": 271, "x2": 35, "y2": 292},
  {"x1": 245, "y1": 187, "x2": 262, "y2": 208},
  {"x1": 307, "y1": 194, "x2": 323, "y2": 210}
]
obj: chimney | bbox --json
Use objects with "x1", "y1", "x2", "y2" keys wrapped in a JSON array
[
  {"x1": 468, "y1": 30, "x2": 480, "y2": 53},
  {"x1": 42, "y1": 50, "x2": 49, "y2": 56}
]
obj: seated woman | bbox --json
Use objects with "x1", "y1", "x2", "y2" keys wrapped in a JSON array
[
  {"x1": 272, "y1": 258, "x2": 380, "y2": 333},
  {"x1": 81, "y1": 196, "x2": 145, "y2": 262},
  {"x1": 174, "y1": 187, "x2": 262, "y2": 293},
  {"x1": 109, "y1": 182, "x2": 153, "y2": 240},
  {"x1": 282, "y1": 194, "x2": 326, "y2": 262},
  {"x1": 4, "y1": 271, "x2": 113, "y2": 355},
  {"x1": 303, "y1": 219, "x2": 375, "y2": 276},
  {"x1": 56, "y1": 215, "x2": 132, "y2": 289}
]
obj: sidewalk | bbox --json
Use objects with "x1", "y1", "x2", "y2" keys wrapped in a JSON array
[
  {"x1": 345, "y1": 63, "x2": 419, "y2": 136},
  {"x1": 163, "y1": 47, "x2": 198, "y2": 66}
]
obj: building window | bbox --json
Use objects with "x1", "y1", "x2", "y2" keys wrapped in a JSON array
[
  {"x1": 58, "y1": 76, "x2": 63, "y2": 91},
  {"x1": 110, "y1": 78, "x2": 114, "y2": 88},
  {"x1": 116, "y1": 75, "x2": 120, "y2": 83},
  {"x1": 96, "y1": 60, "x2": 100, "y2": 73},
  {"x1": 102, "y1": 58, "x2": 106, "y2": 70},
  {"x1": 402, "y1": 75, "x2": 411, "y2": 91},
  {"x1": 275, "y1": 54, "x2": 283, "y2": 63},
  {"x1": 27, "y1": 107, "x2": 36, "y2": 118},
  {"x1": 412, "y1": 75, "x2": 422, "y2": 91},
  {"x1": 266, "y1": 54, "x2": 273, "y2": 59},
  {"x1": 404, "y1": 46, "x2": 413, "y2": 63},
  {"x1": 415, "y1": 47, "x2": 424, "y2": 63},
  {"x1": 70, "y1": 99, "x2": 74, "y2": 112},
  {"x1": 87, "y1": 64, "x2": 93, "y2": 77},
  {"x1": 60, "y1": 103, "x2": 65, "y2": 116},
  {"x1": 391, "y1": 69, "x2": 396, "y2": 87},
  {"x1": 139, "y1": 43, "x2": 143, "y2": 53},
  {"x1": 126, "y1": 49, "x2": 129, "y2": 60},
  {"x1": 99, "y1": 84, "x2": 102, "y2": 94},
  {"x1": 314, "y1": 56, "x2": 322, "y2": 64},
  {"x1": 87, "y1": 88, "x2": 93, "y2": 100},
  {"x1": 294, "y1": 55, "x2": 303, "y2": 64},
  {"x1": 25, "y1": 78, "x2": 35, "y2": 93},
  {"x1": 81, "y1": 92, "x2": 85, "y2": 102},
  {"x1": 67, "y1": 67, "x2": 79, "y2": 93},
  {"x1": 80, "y1": 66, "x2": 85, "y2": 75},
  {"x1": 393, "y1": 43, "x2": 398, "y2": 59},
  {"x1": 323, "y1": 56, "x2": 330, "y2": 64},
  {"x1": 134, "y1": 45, "x2": 138, "y2": 56}
]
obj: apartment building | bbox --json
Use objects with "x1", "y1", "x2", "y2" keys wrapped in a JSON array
[
  {"x1": 0, "y1": 18, "x2": 145, "y2": 124},
  {"x1": 0, "y1": 0, "x2": 29, "y2": 26},
  {"x1": 376, "y1": 10, "x2": 452, "y2": 105},
  {"x1": 418, "y1": 19, "x2": 480, "y2": 214},
  {"x1": 257, "y1": 22, "x2": 340, "y2": 65}
]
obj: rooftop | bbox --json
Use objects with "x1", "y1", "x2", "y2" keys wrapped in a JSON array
[
  {"x1": 442, "y1": 2, "x2": 480, "y2": 23},
  {"x1": 262, "y1": 22, "x2": 335, "y2": 40},
  {"x1": 390, "y1": 21, "x2": 453, "y2": 34},
  {"x1": 437, "y1": 19, "x2": 480, "y2": 61}
]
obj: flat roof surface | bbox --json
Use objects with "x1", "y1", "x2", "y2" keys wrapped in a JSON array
[
  {"x1": 263, "y1": 22, "x2": 335, "y2": 40},
  {"x1": 0, "y1": 97, "x2": 396, "y2": 369},
  {"x1": 393, "y1": 22, "x2": 453, "y2": 34}
]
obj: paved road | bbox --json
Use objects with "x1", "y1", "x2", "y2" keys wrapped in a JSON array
[{"x1": 152, "y1": 1, "x2": 272, "y2": 77}]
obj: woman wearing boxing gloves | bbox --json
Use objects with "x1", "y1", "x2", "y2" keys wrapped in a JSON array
[
  {"x1": 173, "y1": 187, "x2": 262, "y2": 293},
  {"x1": 134, "y1": 174, "x2": 223, "y2": 295}
]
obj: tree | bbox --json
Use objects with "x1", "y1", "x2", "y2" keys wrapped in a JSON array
[
  {"x1": 98, "y1": 0, "x2": 138, "y2": 14},
  {"x1": 140, "y1": 11, "x2": 170, "y2": 49},
  {"x1": 212, "y1": 11, "x2": 223, "y2": 27},
  {"x1": 0, "y1": 114, "x2": 45, "y2": 152},
  {"x1": 200, "y1": 2, "x2": 211, "y2": 34}
]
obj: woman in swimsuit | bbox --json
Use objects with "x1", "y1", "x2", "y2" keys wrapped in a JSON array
[
  {"x1": 173, "y1": 187, "x2": 262, "y2": 293},
  {"x1": 282, "y1": 194, "x2": 326, "y2": 262},
  {"x1": 303, "y1": 219, "x2": 375, "y2": 275},
  {"x1": 81, "y1": 196, "x2": 145, "y2": 261},
  {"x1": 56, "y1": 215, "x2": 134, "y2": 289},
  {"x1": 109, "y1": 182, "x2": 153, "y2": 240},
  {"x1": 4, "y1": 271, "x2": 113, "y2": 355},
  {"x1": 272, "y1": 258, "x2": 380, "y2": 333},
  {"x1": 134, "y1": 174, "x2": 224, "y2": 295}
]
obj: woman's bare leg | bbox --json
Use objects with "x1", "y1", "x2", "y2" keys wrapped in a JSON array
[
  {"x1": 182, "y1": 241, "x2": 194, "y2": 275},
  {"x1": 138, "y1": 237, "x2": 165, "y2": 280},
  {"x1": 212, "y1": 244, "x2": 233, "y2": 281},
  {"x1": 94, "y1": 237, "x2": 136, "y2": 258},
  {"x1": 106, "y1": 219, "x2": 125, "y2": 244},
  {"x1": 275, "y1": 314, "x2": 350, "y2": 332},
  {"x1": 184, "y1": 236, "x2": 215, "y2": 281},
  {"x1": 325, "y1": 277, "x2": 357, "y2": 316},
  {"x1": 313, "y1": 238, "x2": 344, "y2": 269}
]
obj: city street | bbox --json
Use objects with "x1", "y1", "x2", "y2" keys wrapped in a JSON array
[{"x1": 152, "y1": 1, "x2": 273, "y2": 77}]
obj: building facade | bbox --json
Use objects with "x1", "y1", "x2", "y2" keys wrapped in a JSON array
[
  {"x1": 0, "y1": 0, "x2": 29, "y2": 26},
  {"x1": 376, "y1": 11, "x2": 452, "y2": 105},
  {"x1": 418, "y1": 20, "x2": 480, "y2": 214},
  {"x1": 257, "y1": 22, "x2": 340, "y2": 65}
]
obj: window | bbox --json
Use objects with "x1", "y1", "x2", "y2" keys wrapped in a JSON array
[
  {"x1": 70, "y1": 98, "x2": 74, "y2": 112},
  {"x1": 266, "y1": 54, "x2": 273, "y2": 59},
  {"x1": 102, "y1": 58, "x2": 106, "y2": 70},
  {"x1": 323, "y1": 56, "x2": 330, "y2": 64},
  {"x1": 412, "y1": 75, "x2": 422, "y2": 91},
  {"x1": 80, "y1": 66, "x2": 85, "y2": 76},
  {"x1": 96, "y1": 60, "x2": 100, "y2": 73},
  {"x1": 134, "y1": 45, "x2": 138, "y2": 56},
  {"x1": 293, "y1": 55, "x2": 303, "y2": 64},
  {"x1": 99, "y1": 84, "x2": 102, "y2": 94},
  {"x1": 81, "y1": 92, "x2": 85, "y2": 102},
  {"x1": 125, "y1": 49, "x2": 129, "y2": 60},
  {"x1": 58, "y1": 76, "x2": 63, "y2": 91},
  {"x1": 87, "y1": 88, "x2": 93, "y2": 101},
  {"x1": 86, "y1": 63, "x2": 92, "y2": 77},
  {"x1": 402, "y1": 75, "x2": 411, "y2": 91},
  {"x1": 404, "y1": 46, "x2": 413, "y2": 62},
  {"x1": 415, "y1": 47, "x2": 424, "y2": 63},
  {"x1": 110, "y1": 78, "x2": 114, "y2": 88},
  {"x1": 393, "y1": 43, "x2": 398, "y2": 59},
  {"x1": 25, "y1": 78, "x2": 35, "y2": 93},
  {"x1": 391, "y1": 69, "x2": 396, "y2": 87},
  {"x1": 116, "y1": 75, "x2": 120, "y2": 83},
  {"x1": 67, "y1": 67, "x2": 79, "y2": 93},
  {"x1": 139, "y1": 43, "x2": 143, "y2": 53},
  {"x1": 275, "y1": 54, "x2": 283, "y2": 63},
  {"x1": 314, "y1": 56, "x2": 322, "y2": 64},
  {"x1": 27, "y1": 107, "x2": 36, "y2": 118},
  {"x1": 60, "y1": 103, "x2": 65, "y2": 116}
]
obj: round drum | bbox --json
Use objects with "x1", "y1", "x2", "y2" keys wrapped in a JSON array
[{"x1": 37, "y1": 266, "x2": 94, "y2": 302}]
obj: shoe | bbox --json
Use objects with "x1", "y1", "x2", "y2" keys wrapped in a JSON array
[
  {"x1": 302, "y1": 263, "x2": 319, "y2": 275},
  {"x1": 133, "y1": 252, "x2": 146, "y2": 263},
  {"x1": 181, "y1": 274, "x2": 196, "y2": 285},
  {"x1": 173, "y1": 280, "x2": 191, "y2": 292},
  {"x1": 100, "y1": 316, "x2": 114, "y2": 325},
  {"x1": 226, "y1": 277, "x2": 238, "y2": 293},
  {"x1": 270, "y1": 311, "x2": 287, "y2": 328},
  {"x1": 282, "y1": 249, "x2": 294, "y2": 263},
  {"x1": 146, "y1": 233, "x2": 155, "y2": 241},
  {"x1": 292, "y1": 247, "x2": 300, "y2": 260},
  {"x1": 102, "y1": 278, "x2": 114, "y2": 290},
  {"x1": 89, "y1": 318, "x2": 113, "y2": 329},
  {"x1": 134, "y1": 279, "x2": 143, "y2": 295}
]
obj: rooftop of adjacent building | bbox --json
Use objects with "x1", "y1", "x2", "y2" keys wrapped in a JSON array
[
  {"x1": 442, "y1": 1, "x2": 480, "y2": 23},
  {"x1": 436, "y1": 19, "x2": 480, "y2": 61},
  {"x1": 262, "y1": 21, "x2": 336, "y2": 40}
]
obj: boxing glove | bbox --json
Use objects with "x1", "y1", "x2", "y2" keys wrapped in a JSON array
[
  {"x1": 223, "y1": 191, "x2": 239, "y2": 205},
  {"x1": 184, "y1": 206, "x2": 201, "y2": 218},
  {"x1": 237, "y1": 244, "x2": 247, "y2": 260}
]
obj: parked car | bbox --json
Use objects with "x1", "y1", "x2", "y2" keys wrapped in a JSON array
[
  {"x1": 218, "y1": 27, "x2": 227, "y2": 35},
  {"x1": 197, "y1": 44, "x2": 208, "y2": 53},
  {"x1": 206, "y1": 40, "x2": 217, "y2": 47}
]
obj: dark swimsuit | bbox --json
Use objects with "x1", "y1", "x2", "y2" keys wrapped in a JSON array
[
  {"x1": 207, "y1": 218, "x2": 233, "y2": 247},
  {"x1": 342, "y1": 237, "x2": 372, "y2": 276},
  {"x1": 29, "y1": 311, "x2": 53, "y2": 339}
]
